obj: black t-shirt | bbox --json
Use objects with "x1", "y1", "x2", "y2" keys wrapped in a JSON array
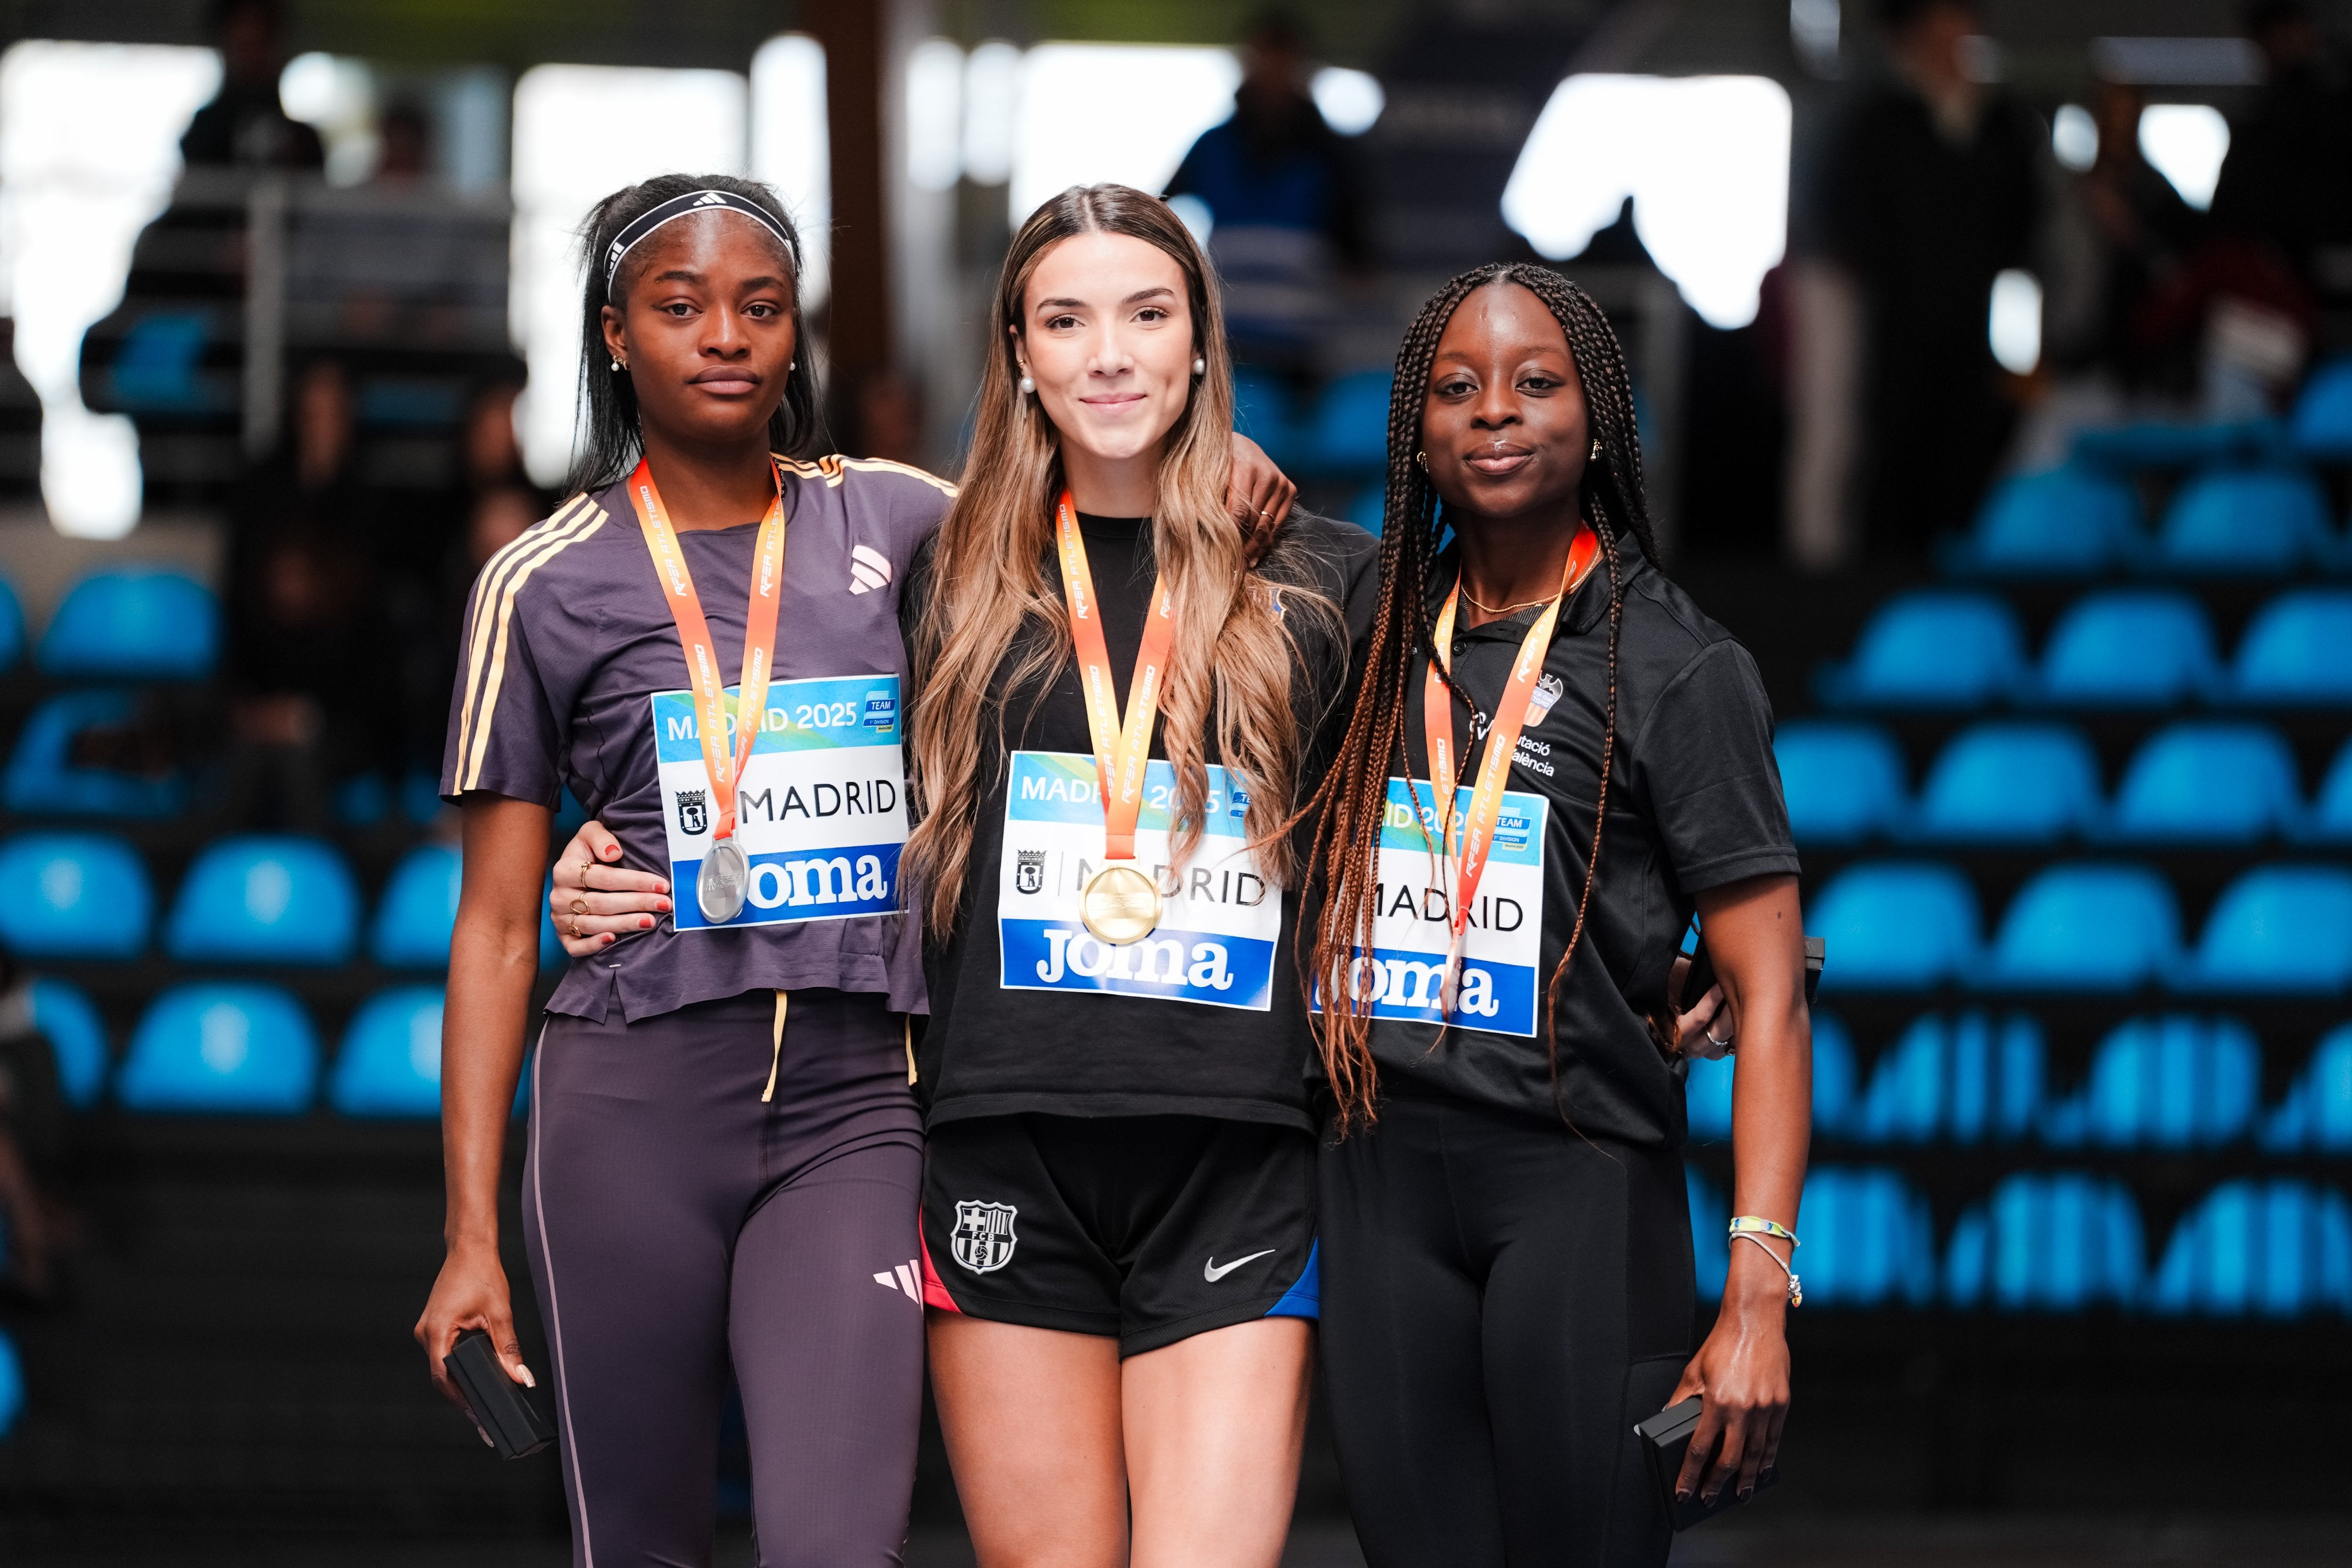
[
  {"x1": 1364, "y1": 537, "x2": 1798, "y2": 1144},
  {"x1": 908, "y1": 510, "x2": 1379, "y2": 1132}
]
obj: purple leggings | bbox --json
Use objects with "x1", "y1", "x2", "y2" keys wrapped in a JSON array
[{"x1": 523, "y1": 988, "x2": 926, "y2": 1567}]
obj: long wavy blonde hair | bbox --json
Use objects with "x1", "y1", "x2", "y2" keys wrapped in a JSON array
[{"x1": 905, "y1": 183, "x2": 1325, "y2": 939}]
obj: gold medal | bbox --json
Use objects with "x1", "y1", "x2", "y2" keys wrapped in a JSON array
[
  {"x1": 1053, "y1": 489, "x2": 1177, "y2": 946},
  {"x1": 1080, "y1": 862, "x2": 1163, "y2": 946}
]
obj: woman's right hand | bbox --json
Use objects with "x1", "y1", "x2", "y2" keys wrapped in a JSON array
[
  {"x1": 414, "y1": 1241, "x2": 534, "y2": 1423},
  {"x1": 549, "y1": 819, "x2": 671, "y2": 957}
]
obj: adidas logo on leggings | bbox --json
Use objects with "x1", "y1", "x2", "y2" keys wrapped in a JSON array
[{"x1": 873, "y1": 1259, "x2": 921, "y2": 1302}]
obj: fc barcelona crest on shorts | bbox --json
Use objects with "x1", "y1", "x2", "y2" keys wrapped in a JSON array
[
  {"x1": 676, "y1": 789, "x2": 709, "y2": 837},
  {"x1": 950, "y1": 1200, "x2": 1018, "y2": 1273},
  {"x1": 1015, "y1": 849, "x2": 1045, "y2": 895}
]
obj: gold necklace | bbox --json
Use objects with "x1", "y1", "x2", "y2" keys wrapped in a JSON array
[{"x1": 1460, "y1": 584, "x2": 1558, "y2": 618}]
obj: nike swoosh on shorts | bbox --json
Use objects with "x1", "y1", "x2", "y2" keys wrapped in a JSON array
[{"x1": 1204, "y1": 1249, "x2": 1276, "y2": 1283}]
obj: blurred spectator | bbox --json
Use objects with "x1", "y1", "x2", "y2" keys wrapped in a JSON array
[
  {"x1": 0, "y1": 954, "x2": 74, "y2": 1301},
  {"x1": 374, "y1": 100, "x2": 431, "y2": 184},
  {"x1": 1815, "y1": 0, "x2": 2040, "y2": 559},
  {"x1": 223, "y1": 359, "x2": 398, "y2": 827},
  {"x1": 2208, "y1": 1, "x2": 2352, "y2": 324},
  {"x1": 178, "y1": 0, "x2": 324, "y2": 172},
  {"x1": 1165, "y1": 11, "x2": 1371, "y2": 370},
  {"x1": 2045, "y1": 80, "x2": 2207, "y2": 396}
]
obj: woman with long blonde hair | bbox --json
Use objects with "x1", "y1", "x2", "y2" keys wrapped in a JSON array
[{"x1": 902, "y1": 183, "x2": 1372, "y2": 1567}]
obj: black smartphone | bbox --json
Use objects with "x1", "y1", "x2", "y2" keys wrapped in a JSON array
[
  {"x1": 444, "y1": 1329, "x2": 555, "y2": 1459},
  {"x1": 1634, "y1": 1395, "x2": 1778, "y2": 1531}
]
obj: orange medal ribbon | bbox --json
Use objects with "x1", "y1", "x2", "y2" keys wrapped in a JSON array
[
  {"x1": 1421, "y1": 526, "x2": 1601, "y2": 1012},
  {"x1": 1053, "y1": 489, "x2": 1176, "y2": 866},
  {"x1": 627, "y1": 455, "x2": 788, "y2": 843}
]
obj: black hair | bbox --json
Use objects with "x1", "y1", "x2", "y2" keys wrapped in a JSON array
[
  {"x1": 568, "y1": 172, "x2": 825, "y2": 496},
  {"x1": 1301, "y1": 261, "x2": 1658, "y2": 1129},
  {"x1": 1875, "y1": 0, "x2": 1979, "y2": 29}
]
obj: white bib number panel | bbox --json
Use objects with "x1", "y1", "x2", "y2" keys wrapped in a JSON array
[
  {"x1": 651, "y1": 675, "x2": 907, "y2": 930},
  {"x1": 1311, "y1": 777, "x2": 1549, "y2": 1036},
  {"x1": 998, "y1": 750, "x2": 1279, "y2": 1011}
]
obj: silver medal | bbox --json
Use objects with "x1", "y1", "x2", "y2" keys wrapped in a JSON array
[{"x1": 697, "y1": 838, "x2": 750, "y2": 924}]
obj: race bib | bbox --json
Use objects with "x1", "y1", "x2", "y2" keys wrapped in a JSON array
[
  {"x1": 1312, "y1": 776, "x2": 1549, "y2": 1036},
  {"x1": 997, "y1": 750, "x2": 1279, "y2": 1011},
  {"x1": 651, "y1": 675, "x2": 907, "y2": 931}
]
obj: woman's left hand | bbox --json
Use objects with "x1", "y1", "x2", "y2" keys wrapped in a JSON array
[
  {"x1": 1666, "y1": 1250, "x2": 1791, "y2": 1508},
  {"x1": 1227, "y1": 432, "x2": 1296, "y2": 566}
]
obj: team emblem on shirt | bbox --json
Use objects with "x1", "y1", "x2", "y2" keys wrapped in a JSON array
[
  {"x1": 676, "y1": 789, "x2": 709, "y2": 837},
  {"x1": 848, "y1": 543, "x2": 893, "y2": 595},
  {"x1": 1526, "y1": 672, "x2": 1565, "y2": 727},
  {"x1": 1015, "y1": 849, "x2": 1046, "y2": 894},
  {"x1": 950, "y1": 1201, "x2": 1019, "y2": 1273}
]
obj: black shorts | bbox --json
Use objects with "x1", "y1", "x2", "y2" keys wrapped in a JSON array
[{"x1": 918, "y1": 1113, "x2": 1319, "y2": 1357}]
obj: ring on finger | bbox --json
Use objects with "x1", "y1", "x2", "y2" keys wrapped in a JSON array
[
  {"x1": 570, "y1": 897, "x2": 587, "y2": 916},
  {"x1": 567, "y1": 914, "x2": 582, "y2": 939},
  {"x1": 1705, "y1": 1024, "x2": 1734, "y2": 1048}
]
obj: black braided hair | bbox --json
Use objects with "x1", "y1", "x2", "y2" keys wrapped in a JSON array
[{"x1": 1301, "y1": 262, "x2": 1658, "y2": 1130}]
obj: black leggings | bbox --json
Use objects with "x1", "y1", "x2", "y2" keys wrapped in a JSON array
[{"x1": 1317, "y1": 1095, "x2": 1695, "y2": 1568}]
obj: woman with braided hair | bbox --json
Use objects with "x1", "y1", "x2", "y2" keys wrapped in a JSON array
[{"x1": 1301, "y1": 265, "x2": 1811, "y2": 1566}]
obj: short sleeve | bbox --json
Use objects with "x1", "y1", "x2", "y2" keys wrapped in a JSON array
[
  {"x1": 440, "y1": 567, "x2": 564, "y2": 807},
  {"x1": 1629, "y1": 640, "x2": 1800, "y2": 896}
]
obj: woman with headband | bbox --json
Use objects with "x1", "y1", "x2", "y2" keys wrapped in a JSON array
[
  {"x1": 415, "y1": 172, "x2": 1297, "y2": 1565},
  {"x1": 1301, "y1": 265, "x2": 1808, "y2": 1566}
]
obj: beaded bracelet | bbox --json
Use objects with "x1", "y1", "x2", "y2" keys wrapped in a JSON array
[{"x1": 1727, "y1": 1215, "x2": 1802, "y2": 1307}]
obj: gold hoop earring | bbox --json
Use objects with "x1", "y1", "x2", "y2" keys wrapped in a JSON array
[
  {"x1": 1590, "y1": 438, "x2": 1603, "y2": 461},
  {"x1": 1414, "y1": 451, "x2": 1427, "y2": 470}
]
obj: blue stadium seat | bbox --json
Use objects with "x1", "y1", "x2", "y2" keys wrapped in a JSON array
[
  {"x1": 0, "y1": 1329, "x2": 20, "y2": 1439},
  {"x1": 0, "y1": 831, "x2": 151, "y2": 959},
  {"x1": 2175, "y1": 865, "x2": 2352, "y2": 993},
  {"x1": 2146, "y1": 1179, "x2": 2352, "y2": 1317},
  {"x1": 2259, "y1": 1024, "x2": 2352, "y2": 1152},
  {"x1": 2150, "y1": 467, "x2": 2334, "y2": 574},
  {"x1": 2107, "y1": 723, "x2": 2302, "y2": 843},
  {"x1": 1688, "y1": 1166, "x2": 1729, "y2": 1299},
  {"x1": 1845, "y1": 1011, "x2": 2045, "y2": 1144},
  {"x1": 1906, "y1": 723, "x2": 2100, "y2": 843},
  {"x1": 2227, "y1": 590, "x2": 2352, "y2": 706},
  {"x1": 1943, "y1": 465, "x2": 2141, "y2": 575},
  {"x1": 36, "y1": 566, "x2": 218, "y2": 680},
  {"x1": 330, "y1": 987, "x2": 445, "y2": 1117},
  {"x1": 1300, "y1": 369, "x2": 1392, "y2": 473},
  {"x1": 1944, "y1": 1172, "x2": 2145, "y2": 1311},
  {"x1": 403, "y1": 771, "x2": 447, "y2": 826},
  {"x1": 1811, "y1": 862, "x2": 1979, "y2": 990},
  {"x1": 2307, "y1": 738, "x2": 2352, "y2": 842},
  {"x1": 2027, "y1": 590, "x2": 2221, "y2": 708},
  {"x1": 1979, "y1": 864, "x2": 2180, "y2": 991},
  {"x1": 2072, "y1": 419, "x2": 2274, "y2": 470},
  {"x1": 29, "y1": 977, "x2": 110, "y2": 1109},
  {"x1": 1685, "y1": 1011, "x2": 1856, "y2": 1142},
  {"x1": 0, "y1": 575, "x2": 21, "y2": 672},
  {"x1": 1231, "y1": 369, "x2": 1299, "y2": 463},
  {"x1": 1796, "y1": 1167, "x2": 1939, "y2": 1307},
  {"x1": 1773, "y1": 722, "x2": 1906, "y2": 844},
  {"x1": 117, "y1": 983, "x2": 318, "y2": 1113},
  {"x1": 2, "y1": 690, "x2": 190, "y2": 819},
  {"x1": 163, "y1": 835, "x2": 360, "y2": 966},
  {"x1": 372, "y1": 843, "x2": 461, "y2": 967},
  {"x1": 2042, "y1": 1015, "x2": 2261, "y2": 1148},
  {"x1": 1815, "y1": 592, "x2": 2026, "y2": 709},
  {"x1": 2289, "y1": 355, "x2": 2352, "y2": 459}
]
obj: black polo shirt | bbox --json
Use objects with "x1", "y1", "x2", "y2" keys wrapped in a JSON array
[{"x1": 1367, "y1": 535, "x2": 1798, "y2": 1145}]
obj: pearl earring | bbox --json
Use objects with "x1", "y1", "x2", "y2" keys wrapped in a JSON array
[
  {"x1": 611, "y1": 357, "x2": 622, "y2": 372},
  {"x1": 1019, "y1": 375, "x2": 1035, "y2": 395},
  {"x1": 1193, "y1": 357, "x2": 1205, "y2": 375}
]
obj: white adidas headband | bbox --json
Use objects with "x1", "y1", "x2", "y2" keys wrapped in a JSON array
[{"x1": 603, "y1": 188, "x2": 797, "y2": 300}]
